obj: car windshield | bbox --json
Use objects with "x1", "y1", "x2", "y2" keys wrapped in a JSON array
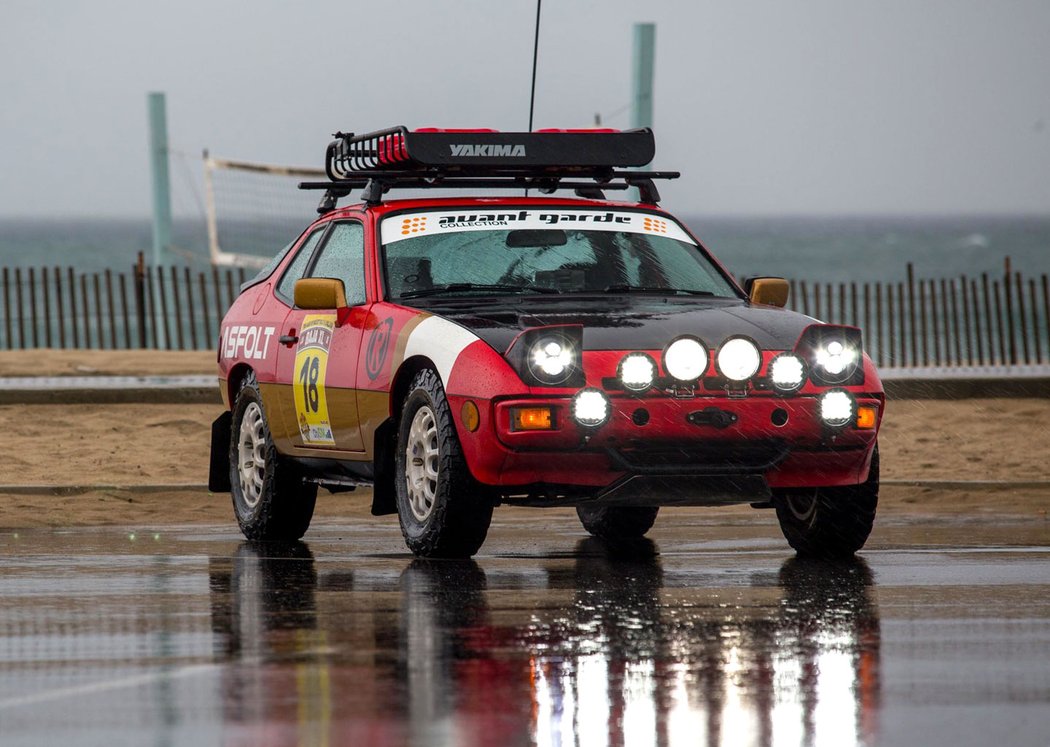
[{"x1": 380, "y1": 208, "x2": 739, "y2": 301}]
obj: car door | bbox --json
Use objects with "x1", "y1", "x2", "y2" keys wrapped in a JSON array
[{"x1": 275, "y1": 219, "x2": 369, "y2": 453}]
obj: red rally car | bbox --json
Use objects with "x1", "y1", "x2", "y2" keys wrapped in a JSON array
[{"x1": 209, "y1": 126, "x2": 883, "y2": 559}]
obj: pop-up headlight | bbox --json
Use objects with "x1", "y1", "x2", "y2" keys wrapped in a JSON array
[
  {"x1": 529, "y1": 337, "x2": 575, "y2": 384},
  {"x1": 815, "y1": 340, "x2": 857, "y2": 378},
  {"x1": 794, "y1": 325, "x2": 864, "y2": 386},
  {"x1": 506, "y1": 326, "x2": 585, "y2": 388}
]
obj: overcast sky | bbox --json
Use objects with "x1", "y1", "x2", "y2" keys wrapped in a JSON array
[{"x1": 2, "y1": 0, "x2": 1048, "y2": 219}]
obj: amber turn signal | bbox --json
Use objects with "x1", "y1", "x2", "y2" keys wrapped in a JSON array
[
  {"x1": 461, "y1": 401, "x2": 480, "y2": 432},
  {"x1": 855, "y1": 405, "x2": 877, "y2": 430},
  {"x1": 511, "y1": 406, "x2": 554, "y2": 431}
]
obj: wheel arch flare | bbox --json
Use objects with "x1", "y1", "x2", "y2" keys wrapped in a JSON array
[
  {"x1": 381, "y1": 314, "x2": 529, "y2": 491},
  {"x1": 392, "y1": 315, "x2": 527, "y2": 403}
]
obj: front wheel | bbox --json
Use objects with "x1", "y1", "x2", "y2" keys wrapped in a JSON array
[
  {"x1": 394, "y1": 369, "x2": 493, "y2": 558},
  {"x1": 773, "y1": 446, "x2": 879, "y2": 559},
  {"x1": 229, "y1": 373, "x2": 317, "y2": 540}
]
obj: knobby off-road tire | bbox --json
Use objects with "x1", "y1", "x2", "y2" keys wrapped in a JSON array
[
  {"x1": 395, "y1": 369, "x2": 493, "y2": 558},
  {"x1": 576, "y1": 505, "x2": 660, "y2": 541},
  {"x1": 229, "y1": 372, "x2": 317, "y2": 540},
  {"x1": 773, "y1": 445, "x2": 880, "y2": 559}
]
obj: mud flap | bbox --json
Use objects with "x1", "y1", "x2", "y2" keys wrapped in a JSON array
[
  {"x1": 370, "y1": 418, "x2": 397, "y2": 516},
  {"x1": 209, "y1": 411, "x2": 232, "y2": 493}
]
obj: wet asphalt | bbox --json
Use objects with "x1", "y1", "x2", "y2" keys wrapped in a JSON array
[{"x1": 1, "y1": 510, "x2": 1048, "y2": 747}]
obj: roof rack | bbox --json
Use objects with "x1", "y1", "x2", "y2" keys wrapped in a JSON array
[{"x1": 298, "y1": 126, "x2": 679, "y2": 211}]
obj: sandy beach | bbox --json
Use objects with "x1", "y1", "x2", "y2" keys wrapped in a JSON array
[{"x1": 1, "y1": 350, "x2": 1047, "y2": 528}]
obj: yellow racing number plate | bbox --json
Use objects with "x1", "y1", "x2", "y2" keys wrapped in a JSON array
[{"x1": 292, "y1": 314, "x2": 336, "y2": 446}]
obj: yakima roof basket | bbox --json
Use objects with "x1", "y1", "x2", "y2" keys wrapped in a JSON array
[
  {"x1": 300, "y1": 126, "x2": 679, "y2": 211},
  {"x1": 325, "y1": 126, "x2": 656, "y2": 177}
]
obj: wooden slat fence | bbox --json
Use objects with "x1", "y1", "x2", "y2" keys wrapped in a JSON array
[
  {"x1": 1, "y1": 254, "x2": 1048, "y2": 368},
  {"x1": 785, "y1": 259, "x2": 1050, "y2": 367},
  {"x1": 0, "y1": 253, "x2": 247, "y2": 352}
]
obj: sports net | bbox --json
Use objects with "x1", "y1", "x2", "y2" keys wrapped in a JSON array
[{"x1": 204, "y1": 155, "x2": 325, "y2": 267}]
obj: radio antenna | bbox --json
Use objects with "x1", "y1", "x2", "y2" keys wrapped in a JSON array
[{"x1": 527, "y1": 0, "x2": 542, "y2": 132}]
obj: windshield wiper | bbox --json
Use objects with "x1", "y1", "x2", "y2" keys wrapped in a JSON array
[
  {"x1": 398, "y1": 283, "x2": 559, "y2": 299},
  {"x1": 602, "y1": 284, "x2": 715, "y2": 296}
]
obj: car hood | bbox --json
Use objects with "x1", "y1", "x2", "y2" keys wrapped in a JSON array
[{"x1": 416, "y1": 295, "x2": 818, "y2": 353}]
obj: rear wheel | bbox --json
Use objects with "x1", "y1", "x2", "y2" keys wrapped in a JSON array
[
  {"x1": 229, "y1": 373, "x2": 317, "y2": 540},
  {"x1": 394, "y1": 369, "x2": 493, "y2": 558},
  {"x1": 773, "y1": 446, "x2": 879, "y2": 559},
  {"x1": 576, "y1": 505, "x2": 659, "y2": 541}
]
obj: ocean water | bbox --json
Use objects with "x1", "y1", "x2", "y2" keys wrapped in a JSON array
[
  {"x1": 0, "y1": 214, "x2": 1047, "y2": 283},
  {"x1": 691, "y1": 214, "x2": 1050, "y2": 283}
]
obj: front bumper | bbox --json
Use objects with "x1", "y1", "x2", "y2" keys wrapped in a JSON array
[{"x1": 449, "y1": 391, "x2": 881, "y2": 505}]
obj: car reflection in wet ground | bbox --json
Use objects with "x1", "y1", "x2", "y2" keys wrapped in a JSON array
[
  {"x1": 208, "y1": 540, "x2": 880, "y2": 747},
  {"x1": 1, "y1": 515, "x2": 1049, "y2": 746}
]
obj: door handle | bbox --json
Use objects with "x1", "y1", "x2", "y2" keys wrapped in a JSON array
[{"x1": 279, "y1": 332, "x2": 298, "y2": 345}]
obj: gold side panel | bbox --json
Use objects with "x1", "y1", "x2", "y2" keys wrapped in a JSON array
[
  {"x1": 325, "y1": 387, "x2": 365, "y2": 451},
  {"x1": 258, "y1": 383, "x2": 294, "y2": 446},
  {"x1": 261, "y1": 382, "x2": 371, "y2": 459}
]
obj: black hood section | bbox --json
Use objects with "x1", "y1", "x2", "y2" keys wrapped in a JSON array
[{"x1": 415, "y1": 296, "x2": 817, "y2": 353}]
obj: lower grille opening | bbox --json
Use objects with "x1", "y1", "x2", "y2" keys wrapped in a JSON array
[{"x1": 608, "y1": 440, "x2": 789, "y2": 475}]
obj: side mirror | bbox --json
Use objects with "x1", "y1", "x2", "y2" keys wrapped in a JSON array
[
  {"x1": 744, "y1": 277, "x2": 789, "y2": 308},
  {"x1": 294, "y1": 277, "x2": 347, "y2": 310}
]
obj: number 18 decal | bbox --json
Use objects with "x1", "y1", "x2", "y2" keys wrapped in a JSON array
[{"x1": 293, "y1": 314, "x2": 336, "y2": 446}]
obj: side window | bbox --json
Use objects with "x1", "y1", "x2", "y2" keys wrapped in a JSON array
[
  {"x1": 276, "y1": 227, "x2": 326, "y2": 301},
  {"x1": 309, "y1": 222, "x2": 366, "y2": 306}
]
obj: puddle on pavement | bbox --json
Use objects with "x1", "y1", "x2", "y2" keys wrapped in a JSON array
[{"x1": 0, "y1": 519, "x2": 1048, "y2": 746}]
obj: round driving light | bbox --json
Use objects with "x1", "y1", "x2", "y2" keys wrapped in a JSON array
[
  {"x1": 716, "y1": 337, "x2": 762, "y2": 382},
  {"x1": 815, "y1": 339, "x2": 857, "y2": 380},
  {"x1": 819, "y1": 390, "x2": 854, "y2": 427},
  {"x1": 769, "y1": 353, "x2": 805, "y2": 392},
  {"x1": 618, "y1": 353, "x2": 657, "y2": 392},
  {"x1": 528, "y1": 335, "x2": 574, "y2": 384},
  {"x1": 571, "y1": 388, "x2": 611, "y2": 427},
  {"x1": 662, "y1": 337, "x2": 708, "y2": 382}
]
